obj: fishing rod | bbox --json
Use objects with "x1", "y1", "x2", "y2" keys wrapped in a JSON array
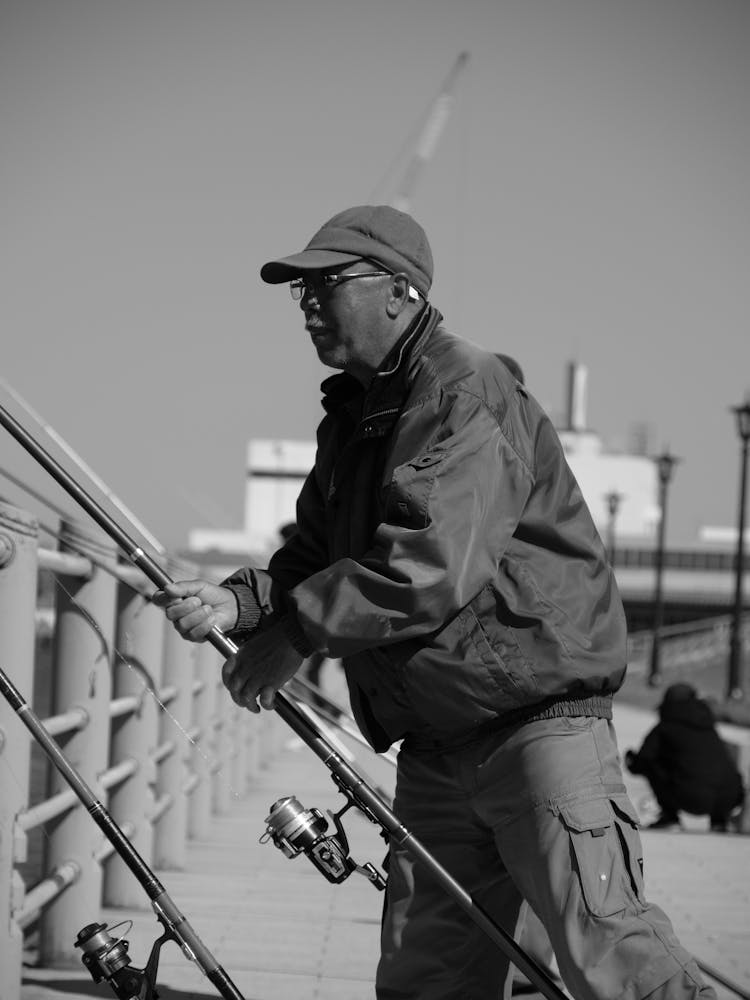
[
  {"x1": 0, "y1": 399, "x2": 568, "y2": 1000},
  {"x1": 290, "y1": 691, "x2": 396, "y2": 805},
  {"x1": 0, "y1": 665, "x2": 245, "y2": 1000},
  {"x1": 0, "y1": 378, "x2": 165, "y2": 555}
]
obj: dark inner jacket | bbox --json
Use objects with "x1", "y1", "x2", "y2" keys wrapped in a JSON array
[{"x1": 225, "y1": 305, "x2": 627, "y2": 751}]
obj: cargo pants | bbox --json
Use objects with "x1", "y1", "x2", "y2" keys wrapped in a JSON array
[{"x1": 376, "y1": 716, "x2": 715, "y2": 1000}]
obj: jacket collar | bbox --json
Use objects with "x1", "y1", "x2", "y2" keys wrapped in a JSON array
[{"x1": 320, "y1": 303, "x2": 443, "y2": 417}]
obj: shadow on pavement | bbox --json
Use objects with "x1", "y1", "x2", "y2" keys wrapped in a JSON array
[{"x1": 21, "y1": 975, "x2": 224, "y2": 1000}]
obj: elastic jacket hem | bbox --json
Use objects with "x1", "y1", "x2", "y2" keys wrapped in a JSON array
[{"x1": 401, "y1": 693, "x2": 614, "y2": 752}]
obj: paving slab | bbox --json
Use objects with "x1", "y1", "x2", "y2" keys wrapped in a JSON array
[
  {"x1": 20, "y1": 721, "x2": 384, "y2": 1000},
  {"x1": 19, "y1": 696, "x2": 749, "y2": 1000}
]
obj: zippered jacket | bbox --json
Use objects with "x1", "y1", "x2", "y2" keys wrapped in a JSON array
[{"x1": 225, "y1": 305, "x2": 627, "y2": 751}]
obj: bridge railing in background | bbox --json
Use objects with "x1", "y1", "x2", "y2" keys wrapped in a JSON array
[
  {"x1": 0, "y1": 497, "x2": 284, "y2": 1000},
  {"x1": 626, "y1": 613, "x2": 747, "y2": 675}
]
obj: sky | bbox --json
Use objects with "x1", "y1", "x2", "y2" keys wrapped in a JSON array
[{"x1": 2, "y1": 0, "x2": 749, "y2": 555}]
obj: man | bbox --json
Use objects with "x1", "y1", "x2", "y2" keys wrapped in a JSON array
[
  {"x1": 626, "y1": 682, "x2": 744, "y2": 832},
  {"x1": 154, "y1": 205, "x2": 714, "y2": 999}
]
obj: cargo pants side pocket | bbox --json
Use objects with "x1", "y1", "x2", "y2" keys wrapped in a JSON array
[{"x1": 559, "y1": 794, "x2": 646, "y2": 918}]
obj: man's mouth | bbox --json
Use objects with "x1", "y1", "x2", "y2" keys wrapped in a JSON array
[{"x1": 306, "y1": 320, "x2": 329, "y2": 338}]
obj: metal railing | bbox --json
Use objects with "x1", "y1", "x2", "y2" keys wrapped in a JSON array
[
  {"x1": 0, "y1": 497, "x2": 283, "y2": 1000},
  {"x1": 627, "y1": 612, "x2": 750, "y2": 676}
]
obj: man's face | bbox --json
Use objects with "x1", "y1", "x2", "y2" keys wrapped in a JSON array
[{"x1": 296, "y1": 262, "x2": 397, "y2": 383}]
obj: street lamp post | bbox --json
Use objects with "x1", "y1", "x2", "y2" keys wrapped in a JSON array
[
  {"x1": 648, "y1": 450, "x2": 680, "y2": 687},
  {"x1": 604, "y1": 490, "x2": 623, "y2": 567},
  {"x1": 727, "y1": 401, "x2": 750, "y2": 700}
]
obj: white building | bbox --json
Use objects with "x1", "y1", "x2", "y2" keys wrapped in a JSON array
[
  {"x1": 556, "y1": 363, "x2": 659, "y2": 540},
  {"x1": 188, "y1": 363, "x2": 660, "y2": 559},
  {"x1": 188, "y1": 438, "x2": 315, "y2": 561}
]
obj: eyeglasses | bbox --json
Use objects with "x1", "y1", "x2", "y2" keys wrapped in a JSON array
[{"x1": 289, "y1": 270, "x2": 390, "y2": 300}]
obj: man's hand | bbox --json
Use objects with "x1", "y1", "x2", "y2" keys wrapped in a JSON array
[
  {"x1": 222, "y1": 621, "x2": 304, "y2": 713},
  {"x1": 151, "y1": 580, "x2": 238, "y2": 641}
]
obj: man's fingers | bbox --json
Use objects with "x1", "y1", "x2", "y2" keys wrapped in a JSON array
[
  {"x1": 233, "y1": 690, "x2": 261, "y2": 713},
  {"x1": 258, "y1": 685, "x2": 277, "y2": 711},
  {"x1": 156, "y1": 595, "x2": 216, "y2": 640},
  {"x1": 164, "y1": 597, "x2": 213, "y2": 625},
  {"x1": 152, "y1": 580, "x2": 204, "y2": 606},
  {"x1": 244, "y1": 681, "x2": 276, "y2": 713},
  {"x1": 233, "y1": 680, "x2": 262, "y2": 714},
  {"x1": 222, "y1": 656, "x2": 255, "y2": 708},
  {"x1": 220, "y1": 636, "x2": 289, "y2": 714},
  {"x1": 163, "y1": 595, "x2": 201, "y2": 621},
  {"x1": 221, "y1": 661, "x2": 273, "y2": 714},
  {"x1": 221, "y1": 655, "x2": 236, "y2": 688}
]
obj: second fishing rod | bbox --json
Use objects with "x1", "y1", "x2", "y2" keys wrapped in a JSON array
[{"x1": 0, "y1": 399, "x2": 567, "y2": 1000}]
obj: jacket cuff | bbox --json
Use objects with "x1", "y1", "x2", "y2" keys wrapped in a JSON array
[
  {"x1": 222, "y1": 583, "x2": 262, "y2": 636},
  {"x1": 281, "y1": 614, "x2": 315, "y2": 658}
]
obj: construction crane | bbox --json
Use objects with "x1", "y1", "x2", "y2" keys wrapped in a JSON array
[{"x1": 372, "y1": 52, "x2": 470, "y2": 214}]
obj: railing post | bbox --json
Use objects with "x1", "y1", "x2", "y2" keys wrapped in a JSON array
[
  {"x1": 0, "y1": 499, "x2": 39, "y2": 1000},
  {"x1": 38, "y1": 518, "x2": 118, "y2": 966},
  {"x1": 212, "y1": 674, "x2": 236, "y2": 815},
  {"x1": 152, "y1": 557, "x2": 197, "y2": 870},
  {"x1": 103, "y1": 566, "x2": 165, "y2": 908},
  {"x1": 188, "y1": 642, "x2": 220, "y2": 838}
]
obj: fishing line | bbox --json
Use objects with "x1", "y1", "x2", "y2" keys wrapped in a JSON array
[
  {"x1": 2, "y1": 456, "x2": 229, "y2": 770},
  {"x1": 0, "y1": 463, "x2": 74, "y2": 526},
  {"x1": 2, "y1": 461, "x2": 242, "y2": 803},
  {"x1": 0, "y1": 379, "x2": 165, "y2": 556},
  {"x1": 2, "y1": 569, "x2": 243, "y2": 899},
  {"x1": 2, "y1": 462, "x2": 222, "y2": 594},
  {"x1": 47, "y1": 570, "x2": 242, "y2": 801}
]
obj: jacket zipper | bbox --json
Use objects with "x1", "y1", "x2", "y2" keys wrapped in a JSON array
[
  {"x1": 358, "y1": 405, "x2": 401, "y2": 437},
  {"x1": 328, "y1": 405, "x2": 401, "y2": 501}
]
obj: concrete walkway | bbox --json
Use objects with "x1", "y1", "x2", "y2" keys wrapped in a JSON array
[{"x1": 19, "y1": 696, "x2": 750, "y2": 1000}]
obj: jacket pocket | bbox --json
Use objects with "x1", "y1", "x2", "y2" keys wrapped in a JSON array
[
  {"x1": 385, "y1": 452, "x2": 443, "y2": 528},
  {"x1": 466, "y1": 587, "x2": 542, "y2": 705},
  {"x1": 391, "y1": 606, "x2": 530, "y2": 731},
  {"x1": 559, "y1": 795, "x2": 645, "y2": 918}
]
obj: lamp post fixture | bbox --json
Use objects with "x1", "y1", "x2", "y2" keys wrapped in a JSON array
[
  {"x1": 604, "y1": 490, "x2": 623, "y2": 567},
  {"x1": 727, "y1": 400, "x2": 750, "y2": 700},
  {"x1": 648, "y1": 449, "x2": 680, "y2": 687}
]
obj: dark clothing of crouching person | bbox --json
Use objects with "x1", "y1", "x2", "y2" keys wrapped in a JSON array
[{"x1": 626, "y1": 682, "x2": 745, "y2": 831}]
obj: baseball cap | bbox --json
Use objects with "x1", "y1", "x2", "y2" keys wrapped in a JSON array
[{"x1": 260, "y1": 204, "x2": 433, "y2": 299}]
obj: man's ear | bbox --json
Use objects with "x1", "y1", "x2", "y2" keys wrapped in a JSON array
[{"x1": 385, "y1": 273, "x2": 415, "y2": 317}]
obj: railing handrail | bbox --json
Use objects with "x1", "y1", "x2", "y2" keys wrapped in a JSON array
[
  {"x1": 628, "y1": 611, "x2": 749, "y2": 643},
  {"x1": 0, "y1": 497, "x2": 282, "y2": 1000}
]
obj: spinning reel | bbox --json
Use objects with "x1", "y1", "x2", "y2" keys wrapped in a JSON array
[
  {"x1": 261, "y1": 793, "x2": 386, "y2": 890},
  {"x1": 75, "y1": 917, "x2": 186, "y2": 1000}
]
